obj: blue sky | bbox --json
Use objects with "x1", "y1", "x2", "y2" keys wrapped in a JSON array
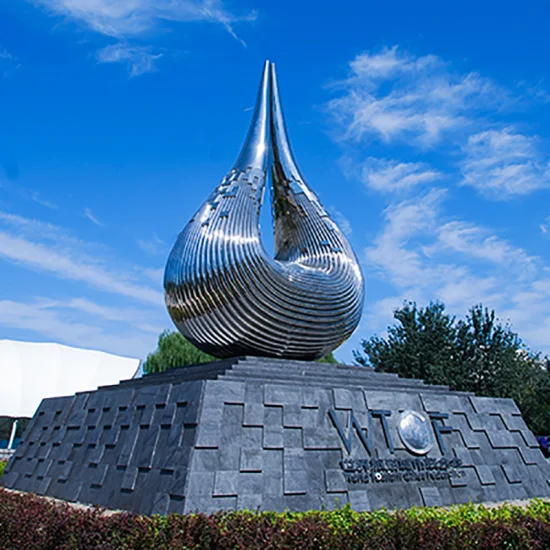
[{"x1": 1, "y1": 0, "x2": 550, "y2": 363}]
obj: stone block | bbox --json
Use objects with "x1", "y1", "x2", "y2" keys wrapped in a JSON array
[
  {"x1": 333, "y1": 389, "x2": 366, "y2": 411},
  {"x1": 243, "y1": 403, "x2": 264, "y2": 427},
  {"x1": 237, "y1": 493, "x2": 262, "y2": 510},
  {"x1": 242, "y1": 426, "x2": 263, "y2": 448},
  {"x1": 471, "y1": 396, "x2": 519, "y2": 415},
  {"x1": 420, "y1": 487, "x2": 443, "y2": 507},
  {"x1": 195, "y1": 422, "x2": 222, "y2": 449},
  {"x1": 210, "y1": 496, "x2": 237, "y2": 512},
  {"x1": 325, "y1": 469, "x2": 347, "y2": 493},
  {"x1": 263, "y1": 449, "x2": 283, "y2": 495},
  {"x1": 475, "y1": 465, "x2": 496, "y2": 486},
  {"x1": 213, "y1": 470, "x2": 239, "y2": 496},
  {"x1": 240, "y1": 448, "x2": 262, "y2": 472},
  {"x1": 283, "y1": 404, "x2": 302, "y2": 427},
  {"x1": 151, "y1": 493, "x2": 170, "y2": 515},
  {"x1": 501, "y1": 464, "x2": 522, "y2": 484},
  {"x1": 486, "y1": 429, "x2": 516, "y2": 449},
  {"x1": 186, "y1": 471, "x2": 215, "y2": 497},
  {"x1": 264, "y1": 384, "x2": 301, "y2": 406},
  {"x1": 244, "y1": 383, "x2": 264, "y2": 404},
  {"x1": 283, "y1": 428, "x2": 302, "y2": 449},
  {"x1": 518, "y1": 447, "x2": 543, "y2": 465},
  {"x1": 207, "y1": 380, "x2": 246, "y2": 405},
  {"x1": 301, "y1": 387, "x2": 329, "y2": 408},
  {"x1": 263, "y1": 408, "x2": 284, "y2": 449},
  {"x1": 218, "y1": 444, "x2": 240, "y2": 471},
  {"x1": 192, "y1": 448, "x2": 220, "y2": 472},
  {"x1": 348, "y1": 490, "x2": 370, "y2": 511},
  {"x1": 239, "y1": 472, "x2": 263, "y2": 494},
  {"x1": 121, "y1": 467, "x2": 139, "y2": 492},
  {"x1": 284, "y1": 468, "x2": 308, "y2": 495},
  {"x1": 117, "y1": 426, "x2": 140, "y2": 467}
]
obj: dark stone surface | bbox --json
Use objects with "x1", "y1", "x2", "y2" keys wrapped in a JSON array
[{"x1": 3, "y1": 356, "x2": 550, "y2": 514}]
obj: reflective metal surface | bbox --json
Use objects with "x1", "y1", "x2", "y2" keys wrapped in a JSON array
[
  {"x1": 397, "y1": 411, "x2": 434, "y2": 455},
  {"x1": 164, "y1": 61, "x2": 364, "y2": 359}
]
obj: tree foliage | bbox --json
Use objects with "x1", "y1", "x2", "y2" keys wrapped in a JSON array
[
  {"x1": 144, "y1": 330, "x2": 341, "y2": 374},
  {"x1": 316, "y1": 352, "x2": 339, "y2": 364},
  {"x1": 143, "y1": 331, "x2": 215, "y2": 374},
  {"x1": 354, "y1": 302, "x2": 550, "y2": 435}
]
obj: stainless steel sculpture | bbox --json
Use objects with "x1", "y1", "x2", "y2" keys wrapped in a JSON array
[{"x1": 164, "y1": 61, "x2": 364, "y2": 360}]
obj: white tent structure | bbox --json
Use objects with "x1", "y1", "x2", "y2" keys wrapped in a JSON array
[{"x1": 0, "y1": 339, "x2": 141, "y2": 421}]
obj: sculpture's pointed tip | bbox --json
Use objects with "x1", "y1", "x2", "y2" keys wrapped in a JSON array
[
  {"x1": 269, "y1": 60, "x2": 302, "y2": 181},
  {"x1": 233, "y1": 61, "x2": 272, "y2": 171}
]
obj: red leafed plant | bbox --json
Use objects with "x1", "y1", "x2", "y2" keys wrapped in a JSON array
[{"x1": 0, "y1": 488, "x2": 549, "y2": 549}]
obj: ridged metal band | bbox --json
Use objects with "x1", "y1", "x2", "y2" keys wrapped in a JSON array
[{"x1": 164, "y1": 61, "x2": 364, "y2": 360}]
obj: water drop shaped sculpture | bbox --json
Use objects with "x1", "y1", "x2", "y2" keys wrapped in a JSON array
[{"x1": 164, "y1": 61, "x2": 364, "y2": 360}]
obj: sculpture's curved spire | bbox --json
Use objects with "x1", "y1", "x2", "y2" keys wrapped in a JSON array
[
  {"x1": 233, "y1": 60, "x2": 271, "y2": 172},
  {"x1": 269, "y1": 62, "x2": 303, "y2": 183},
  {"x1": 164, "y1": 61, "x2": 364, "y2": 360}
]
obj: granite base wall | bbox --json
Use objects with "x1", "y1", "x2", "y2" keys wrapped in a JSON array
[{"x1": 2, "y1": 357, "x2": 550, "y2": 514}]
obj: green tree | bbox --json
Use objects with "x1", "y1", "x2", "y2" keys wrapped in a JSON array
[
  {"x1": 143, "y1": 331, "x2": 215, "y2": 373},
  {"x1": 354, "y1": 301, "x2": 550, "y2": 435},
  {"x1": 144, "y1": 330, "x2": 341, "y2": 373},
  {"x1": 353, "y1": 302, "x2": 457, "y2": 385},
  {"x1": 316, "y1": 352, "x2": 339, "y2": 364}
]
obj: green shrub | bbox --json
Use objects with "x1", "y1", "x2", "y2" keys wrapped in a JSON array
[
  {"x1": 0, "y1": 462, "x2": 6, "y2": 478},
  {"x1": 0, "y1": 489, "x2": 549, "y2": 549}
]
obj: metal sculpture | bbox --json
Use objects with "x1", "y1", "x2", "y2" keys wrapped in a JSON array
[{"x1": 164, "y1": 61, "x2": 364, "y2": 360}]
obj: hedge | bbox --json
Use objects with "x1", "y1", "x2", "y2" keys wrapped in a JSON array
[{"x1": 0, "y1": 488, "x2": 549, "y2": 550}]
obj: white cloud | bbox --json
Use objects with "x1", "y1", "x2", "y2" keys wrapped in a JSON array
[
  {"x1": 31, "y1": 0, "x2": 257, "y2": 71},
  {"x1": 330, "y1": 46, "x2": 550, "y2": 358},
  {"x1": 436, "y1": 275, "x2": 501, "y2": 310},
  {"x1": 32, "y1": 0, "x2": 256, "y2": 38},
  {"x1": 0, "y1": 47, "x2": 21, "y2": 78},
  {"x1": 328, "y1": 47, "x2": 550, "y2": 201},
  {"x1": 366, "y1": 189, "x2": 446, "y2": 286},
  {"x1": 0, "y1": 178, "x2": 56, "y2": 208},
  {"x1": 38, "y1": 296, "x2": 135, "y2": 322},
  {"x1": 363, "y1": 188, "x2": 550, "y2": 354},
  {"x1": 142, "y1": 266, "x2": 165, "y2": 284},
  {"x1": 36, "y1": 297, "x2": 163, "y2": 333},
  {"x1": 541, "y1": 216, "x2": 550, "y2": 236},
  {"x1": 0, "y1": 209, "x2": 102, "y2": 250},
  {"x1": 82, "y1": 207, "x2": 104, "y2": 226},
  {"x1": 329, "y1": 207, "x2": 352, "y2": 236},
  {"x1": 345, "y1": 157, "x2": 441, "y2": 193},
  {"x1": 0, "y1": 231, "x2": 163, "y2": 304},
  {"x1": 0, "y1": 49, "x2": 15, "y2": 60},
  {"x1": 0, "y1": 210, "x2": 163, "y2": 305},
  {"x1": 0, "y1": 210, "x2": 170, "y2": 357},
  {"x1": 29, "y1": 191, "x2": 57, "y2": 209},
  {"x1": 137, "y1": 233, "x2": 166, "y2": 255},
  {"x1": 96, "y1": 43, "x2": 162, "y2": 76},
  {"x1": 516, "y1": 80, "x2": 550, "y2": 104},
  {"x1": 427, "y1": 220, "x2": 537, "y2": 275},
  {"x1": 0, "y1": 298, "x2": 159, "y2": 358},
  {"x1": 348, "y1": 46, "x2": 441, "y2": 82},
  {"x1": 327, "y1": 46, "x2": 506, "y2": 147},
  {"x1": 461, "y1": 128, "x2": 550, "y2": 197}
]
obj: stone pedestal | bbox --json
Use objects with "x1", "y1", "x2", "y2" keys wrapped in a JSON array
[{"x1": 3, "y1": 357, "x2": 550, "y2": 514}]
